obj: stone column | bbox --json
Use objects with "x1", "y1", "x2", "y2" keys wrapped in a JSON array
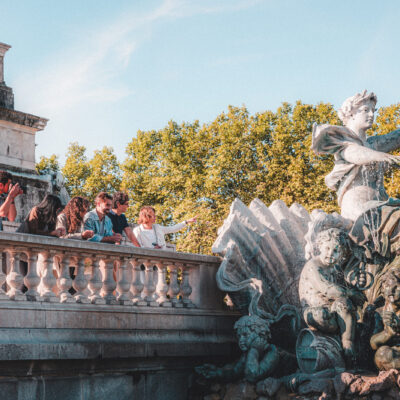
[
  {"x1": 72, "y1": 254, "x2": 89, "y2": 304},
  {"x1": 141, "y1": 260, "x2": 158, "y2": 307},
  {"x1": 116, "y1": 257, "x2": 132, "y2": 305},
  {"x1": 180, "y1": 263, "x2": 195, "y2": 308},
  {"x1": 57, "y1": 253, "x2": 74, "y2": 303},
  {"x1": 155, "y1": 261, "x2": 171, "y2": 307},
  {"x1": 24, "y1": 249, "x2": 41, "y2": 301},
  {"x1": 130, "y1": 258, "x2": 144, "y2": 305},
  {"x1": 5, "y1": 248, "x2": 24, "y2": 301},
  {"x1": 40, "y1": 250, "x2": 58, "y2": 302},
  {"x1": 88, "y1": 256, "x2": 105, "y2": 305},
  {"x1": 167, "y1": 263, "x2": 182, "y2": 308},
  {"x1": 102, "y1": 258, "x2": 117, "y2": 305}
]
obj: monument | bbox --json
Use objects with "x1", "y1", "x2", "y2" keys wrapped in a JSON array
[
  {"x1": 195, "y1": 91, "x2": 400, "y2": 399},
  {"x1": 0, "y1": 42, "x2": 68, "y2": 228}
]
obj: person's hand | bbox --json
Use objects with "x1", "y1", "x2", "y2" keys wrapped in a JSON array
[
  {"x1": 8, "y1": 183, "x2": 23, "y2": 199},
  {"x1": 185, "y1": 216, "x2": 198, "y2": 224},
  {"x1": 82, "y1": 230, "x2": 94, "y2": 240},
  {"x1": 51, "y1": 227, "x2": 66, "y2": 237}
]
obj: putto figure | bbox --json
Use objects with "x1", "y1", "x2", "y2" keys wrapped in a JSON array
[
  {"x1": 312, "y1": 90, "x2": 400, "y2": 258},
  {"x1": 195, "y1": 315, "x2": 297, "y2": 383},
  {"x1": 299, "y1": 228, "x2": 365, "y2": 361},
  {"x1": 370, "y1": 269, "x2": 400, "y2": 370}
]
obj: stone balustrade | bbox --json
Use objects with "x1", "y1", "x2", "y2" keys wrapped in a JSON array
[
  {"x1": 0, "y1": 231, "x2": 238, "y2": 400},
  {"x1": 0, "y1": 231, "x2": 222, "y2": 309}
]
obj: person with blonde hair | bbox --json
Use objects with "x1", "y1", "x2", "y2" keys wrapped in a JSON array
[{"x1": 133, "y1": 206, "x2": 196, "y2": 249}]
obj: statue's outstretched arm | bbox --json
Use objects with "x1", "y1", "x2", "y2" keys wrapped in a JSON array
[
  {"x1": 341, "y1": 143, "x2": 400, "y2": 166},
  {"x1": 369, "y1": 128, "x2": 400, "y2": 153},
  {"x1": 244, "y1": 345, "x2": 280, "y2": 383}
]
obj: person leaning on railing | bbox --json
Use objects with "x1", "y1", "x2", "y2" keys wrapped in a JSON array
[
  {"x1": 56, "y1": 196, "x2": 94, "y2": 240},
  {"x1": 83, "y1": 192, "x2": 122, "y2": 244},
  {"x1": 133, "y1": 206, "x2": 197, "y2": 249},
  {"x1": 17, "y1": 194, "x2": 65, "y2": 237}
]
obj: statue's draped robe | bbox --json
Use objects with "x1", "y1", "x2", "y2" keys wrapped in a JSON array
[{"x1": 312, "y1": 124, "x2": 400, "y2": 258}]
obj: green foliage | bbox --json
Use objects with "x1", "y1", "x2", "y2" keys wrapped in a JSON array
[
  {"x1": 122, "y1": 102, "x2": 342, "y2": 254},
  {"x1": 36, "y1": 154, "x2": 59, "y2": 175},
  {"x1": 62, "y1": 142, "x2": 121, "y2": 203}
]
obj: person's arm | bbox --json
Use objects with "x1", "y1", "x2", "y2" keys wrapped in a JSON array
[
  {"x1": 368, "y1": 129, "x2": 400, "y2": 153},
  {"x1": 160, "y1": 217, "x2": 197, "y2": 235},
  {"x1": 28, "y1": 208, "x2": 62, "y2": 236},
  {"x1": 84, "y1": 214, "x2": 103, "y2": 242},
  {"x1": 57, "y1": 214, "x2": 87, "y2": 240},
  {"x1": 124, "y1": 226, "x2": 140, "y2": 247},
  {"x1": 0, "y1": 183, "x2": 22, "y2": 220},
  {"x1": 100, "y1": 217, "x2": 122, "y2": 243}
]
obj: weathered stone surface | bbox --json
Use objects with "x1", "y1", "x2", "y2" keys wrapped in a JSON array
[{"x1": 223, "y1": 381, "x2": 257, "y2": 400}]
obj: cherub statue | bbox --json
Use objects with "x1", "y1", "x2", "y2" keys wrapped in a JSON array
[
  {"x1": 195, "y1": 314, "x2": 297, "y2": 383},
  {"x1": 299, "y1": 227, "x2": 366, "y2": 361},
  {"x1": 370, "y1": 269, "x2": 400, "y2": 370},
  {"x1": 312, "y1": 90, "x2": 400, "y2": 259}
]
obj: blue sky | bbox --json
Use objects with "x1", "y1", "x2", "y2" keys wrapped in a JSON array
[{"x1": 1, "y1": 0, "x2": 400, "y2": 163}]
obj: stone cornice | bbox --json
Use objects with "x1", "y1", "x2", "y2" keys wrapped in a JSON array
[{"x1": 0, "y1": 106, "x2": 48, "y2": 131}]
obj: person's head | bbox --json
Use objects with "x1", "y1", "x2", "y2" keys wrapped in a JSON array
[
  {"x1": 234, "y1": 315, "x2": 270, "y2": 352},
  {"x1": 0, "y1": 171, "x2": 12, "y2": 194},
  {"x1": 112, "y1": 192, "x2": 129, "y2": 214},
  {"x1": 35, "y1": 194, "x2": 63, "y2": 227},
  {"x1": 95, "y1": 192, "x2": 113, "y2": 216},
  {"x1": 382, "y1": 269, "x2": 400, "y2": 306},
  {"x1": 338, "y1": 90, "x2": 377, "y2": 132},
  {"x1": 138, "y1": 206, "x2": 156, "y2": 226},
  {"x1": 62, "y1": 196, "x2": 90, "y2": 233},
  {"x1": 315, "y1": 228, "x2": 348, "y2": 267}
]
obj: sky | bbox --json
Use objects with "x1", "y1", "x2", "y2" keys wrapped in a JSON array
[{"x1": 1, "y1": 0, "x2": 400, "y2": 164}]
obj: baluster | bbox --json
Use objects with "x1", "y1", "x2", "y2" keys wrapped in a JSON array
[
  {"x1": 141, "y1": 260, "x2": 158, "y2": 307},
  {"x1": 130, "y1": 258, "x2": 144, "y2": 305},
  {"x1": 155, "y1": 261, "x2": 171, "y2": 307},
  {"x1": 24, "y1": 249, "x2": 41, "y2": 301},
  {"x1": 6, "y1": 248, "x2": 25, "y2": 301},
  {"x1": 180, "y1": 263, "x2": 195, "y2": 308},
  {"x1": 0, "y1": 247, "x2": 8, "y2": 299},
  {"x1": 88, "y1": 256, "x2": 105, "y2": 304},
  {"x1": 57, "y1": 253, "x2": 74, "y2": 303},
  {"x1": 102, "y1": 258, "x2": 117, "y2": 305},
  {"x1": 72, "y1": 254, "x2": 90, "y2": 304},
  {"x1": 40, "y1": 250, "x2": 58, "y2": 302},
  {"x1": 167, "y1": 263, "x2": 182, "y2": 308},
  {"x1": 117, "y1": 257, "x2": 132, "y2": 305}
]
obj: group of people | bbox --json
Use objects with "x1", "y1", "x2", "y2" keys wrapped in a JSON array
[{"x1": 0, "y1": 171, "x2": 195, "y2": 249}]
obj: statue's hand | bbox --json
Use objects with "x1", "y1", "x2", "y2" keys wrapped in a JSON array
[
  {"x1": 249, "y1": 336, "x2": 268, "y2": 354},
  {"x1": 380, "y1": 153, "x2": 400, "y2": 166},
  {"x1": 382, "y1": 310, "x2": 400, "y2": 333}
]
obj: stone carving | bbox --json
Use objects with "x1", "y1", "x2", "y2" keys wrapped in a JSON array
[
  {"x1": 370, "y1": 268, "x2": 400, "y2": 370},
  {"x1": 299, "y1": 224, "x2": 366, "y2": 362},
  {"x1": 195, "y1": 310, "x2": 299, "y2": 383},
  {"x1": 312, "y1": 90, "x2": 400, "y2": 260}
]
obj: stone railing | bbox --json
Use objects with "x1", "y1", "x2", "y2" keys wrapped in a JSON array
[{"x1": 0, "y1": 231, "x2": 224, "y2": 309}]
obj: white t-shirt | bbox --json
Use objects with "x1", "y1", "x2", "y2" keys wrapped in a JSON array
[{"x1": 139, "y1": 227, "x2": 157, "y2": 248}]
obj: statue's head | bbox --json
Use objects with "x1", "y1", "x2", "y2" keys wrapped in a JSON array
[
  {"x1": 315, "y1": 228, "x2": 348, "y2": 267},
  {"x1": 234, "y1": 315, "x2": 270, "y2": 351},
  {"x1": 338, "y1": 90, "x2": 377, "y2": 131},
  {"x1": 382, "y1": 269, "x2": 400, "y2": 305}
]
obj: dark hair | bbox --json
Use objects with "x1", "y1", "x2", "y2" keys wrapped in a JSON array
[
  {"x1": 112, "y1": 192, "x2": 129, "y2": 208},
  {"x1": 95, "y1": 192, "x2": 112, "y2": 203},
  {"x1": 0, "y1": 171, "x2": 12, "y2": 185},
  {"x1": 35, "y1": 194, "x2": 63, "y2": 230},
  {"x1": 61, "y1": 196, "x2": 90, "y2": 233}
]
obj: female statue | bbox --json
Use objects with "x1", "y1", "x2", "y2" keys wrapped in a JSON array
[{"x1": 312, "y1": 91, "x2": 400, "y2": 258}]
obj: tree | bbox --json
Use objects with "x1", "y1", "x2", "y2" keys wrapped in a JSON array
[
  {"x1": 36, "y1": 154, "x2": 59, "y2": 175},
  {"x1": 62, "y1": 142, "x2": 121, "y2": 203}
]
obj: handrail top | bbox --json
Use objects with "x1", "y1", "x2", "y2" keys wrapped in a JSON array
[{"x1": 0, "y1": 231, "x2": 221, "y2": 265}]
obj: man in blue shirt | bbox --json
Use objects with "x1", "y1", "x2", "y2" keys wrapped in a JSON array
[{"x1": 83, "y1": 192, "x2": 122, "y2": 243}]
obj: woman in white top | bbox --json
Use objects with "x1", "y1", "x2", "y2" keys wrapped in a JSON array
[{"x1": 133, "y1": 206, "x2": 196, "y2": 249}]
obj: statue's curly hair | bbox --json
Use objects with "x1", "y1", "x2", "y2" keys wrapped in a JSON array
[
  {"x1": 234, "y1": 315, "x2": 271, "y2": 340},
  {"x1": 381, "y1": 269, "x2": 400, "y2": 293},
  {"x1": 62, "y1": 196, "x2": 90, "y2": 233},
  {"x1": 338, "y1": 90, "x2": 377, "y2": 125}
]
